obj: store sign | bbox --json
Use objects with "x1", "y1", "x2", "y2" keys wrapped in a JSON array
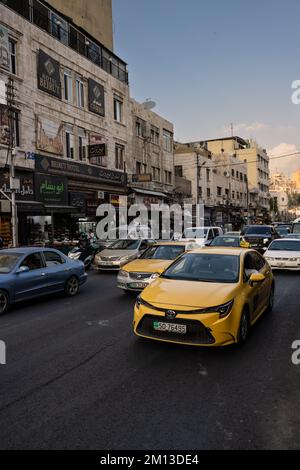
[
  {"x1": 0, "y1": 104, "x2": 9, "y2": 145},
  {"x1": 37, "y1": 50, "x2": 61, "y2": 99},
  {"x1": 132, "y1": 173, "x2": 152, "y2": 183},
  {"x1": 0, "y1": 171, "x2": 34, "y2": 201},
  {"x1": 36, "y1": 116, "x2": 64, "y2": 155},
  {"x1": 35, "y1": 155, "x2": 126, "y2": 186},
  {"x1": 88, "y1": 133, "x2": 107, "y2": 167},
  {"x1": 35, "y1": 174, "x2": 68, "y2": 206},
  {"x1": 88, "y1": 79, "x2": 105, "y2": 116},
  {"x1": 69, "y1": 192, "x2": 86, "y2": 213},
  {"x1": 86, "y1": 198, "x2": 100, "y2": 216},
  {"x1": 0, "y1": 25, "x2": 10, "y2": 71}
]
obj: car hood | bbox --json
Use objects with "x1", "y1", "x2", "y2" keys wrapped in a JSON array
[
  {"x1": 265, "y1": 250, "x2": 300, "y2": 258},
  {"x1": 99, "y1": 249, "x2": 138, "y2": 258},
  {"x1": 123, "y1": 259, "x2": 172, "y2": 273},
  {"x1": 141, "y1": 278, "x2": 239, "y2": 308}
]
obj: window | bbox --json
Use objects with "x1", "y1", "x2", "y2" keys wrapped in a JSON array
[
  {"x1": 114, "y1": 98, "x2": 123, "y2": 122},
  {"x1": 20, "y1": 253, "x2": 43, "y2": 271},
  {"x1": 32, "y1": 0, "x2": 49, "y2": 32},
  {"x1": 136, "y1": 162, "x2": 141, "y2": 174},
  {"x1": 206, "y1": 169, "x2": 210, "y2": 182},
  {"x1": 232, "y1": 191, "x2": 235, "y2": 199},
  {"x1": 231, "y1": 169, "x2": 235, "y2": 177},
  {"x1": 175, "y1": 166, "x2": 183, "y2": 177},
  {"x1": 9, "y1": 39, "x2": 16, "y2": 74},
  {"x1": 207, "y1": 188, "x2": 211, "y2": 198},
  {"x1": 66, "y1": 129, "x2": 74, "y2": 159},
  {"x1": 164, "y1": 171, "x2": 172, "y2": 184},
  {"x1": 78, "y1": 128, "x2": 87, "y2": 161},
  {"x1": 12, "y1": 110, "x2": 20, "y2": 147},
  {"x1": 75, "y1": 76, "x2": 84, "y2": 108},
  {"x1": 217, "y1": 186, "x2": 222, "y2": 197},
  {"x1": 63, "y1": 69, "x2": 73, "y2": 103},
  {"x1": 163, "y1": 129, "x2": 173, "y2": 152},
  {"x1": 199, "y1": 186, "x2": 202, "y2": 198},
  {"x1": 115, "y1": 144, "x2": 124, "y2": 170},
  {"x1": 136, "y1": 118, "x2": 145, "y2": 138},
  {"x1": 50, "y1": 12, "x2": 68, "y2": 45},
  {"x1": 44, "y1": 251, "x2": 66, "y2": 266},
  {"x1": 150, "y1": 126, "x2": 159, "y2": 144},
  {"x1": 143, "y1": 163, "x2": 147, "y2": 174}
]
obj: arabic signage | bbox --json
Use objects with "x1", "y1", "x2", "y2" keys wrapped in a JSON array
[
  {"x1": 35, "y1": 173, "x2": 68, "y2": 206},
  {"x1": 35, "y1": 155, "x2": 126, "y2": 186},
  {"x1": 69, "y1": 192, "x2": 86, "y2": 213},
  {"x1": 36, "y1": 116, "x2": 64, "y2": 155},
  {"x1": 86, "y1": 197, "x2": 100, "y2": 216},
  {"x1": 0, "y1": 171, "x2": 34, "y2": 201},
  {"x1": 0, "y1": 25, "x2": 9, "y2": 71},
  {"x1": 0, "y1": 104, "x2": 9, "y2": 145},
  {"x1": 37, "y1": 50, "x2": 62, "y2": 99},
  {"x1": 88, "y1": 79, "x2": 105, "y2": 116}
]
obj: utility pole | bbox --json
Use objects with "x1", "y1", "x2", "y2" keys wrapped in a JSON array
[{"x1": 6, "y1": 77, "x2": 18, "y2": 247}]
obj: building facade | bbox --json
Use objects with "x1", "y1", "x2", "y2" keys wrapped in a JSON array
[
  {"x1": 174, "y1": 141, "x2": 248, "y2": 228},
  {"x1": 270, "y1": 172, "x2": 296, "y2": 193},
  {"x1": 0, "y1": 0, "x2": 130, "y2": 245},
  {"x1": 206, "y1": 137, "x2": 270, "y2": 221},
  {"x1": 128, "y1": 98, "x2": 175, "y2": 207}
]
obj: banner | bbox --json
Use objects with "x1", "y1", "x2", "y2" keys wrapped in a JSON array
[
  {"x1": 88, "y1": 133, "x2": 107, "y2": 167},
  {"x1": 35, "y1": 173, "x2": 68, "y2": 206},
  {"x1": 88, "y1": 79, "x2": 105, "y2": 116},
  {"x1": 37, "y1": 50, "x2": 61, "y2": 99},
  {"x1": 36, "y1": 115, "x2": 64, "y2": 155}
]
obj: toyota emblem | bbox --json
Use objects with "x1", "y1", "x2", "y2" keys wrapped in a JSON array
[{"x1": 165, "y1": 310, "x2": 177, "y2": 320}]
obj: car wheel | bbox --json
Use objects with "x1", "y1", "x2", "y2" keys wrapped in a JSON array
[
  {"x1": 237, "y1": 309, "x2": 249, "y2": 345},
  {"x1": 65, "y1": 276, "x2": 79, "y2": 297},
  {"x1": 0, "y1": 290, "x2": 9, "y2": 315},
  {"x1": 266, "y1": 285, "x2": 275, "y2": 312}
]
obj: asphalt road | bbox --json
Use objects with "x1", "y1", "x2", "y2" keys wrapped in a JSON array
[{"x1": 0, "y1": 269, "x2": 299, "y2": 450}]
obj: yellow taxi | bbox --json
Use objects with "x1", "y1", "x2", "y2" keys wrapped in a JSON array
[
  {"x1": 117, "y1": 241, "x2": 197, "y2": 293},
  {"x1": 133, "y1": 247, "x2": 274, "y2": 346}
]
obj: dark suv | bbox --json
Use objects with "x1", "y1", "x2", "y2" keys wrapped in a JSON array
[{"x1": 241, "y1": 225, "x2": 280, "y2": 252}]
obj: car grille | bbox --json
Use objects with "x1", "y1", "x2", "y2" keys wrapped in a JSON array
[
  {"x1": 101, "y1": 256, "x2": 120, "y2": 261},
  {"x1": 137, "y1": 315, "x2": 215, "y2": 345},
  {"x1": 130, "y1": 272, "x2": 151, "y2": 280},
  {"x1": 245, "y1": 238, "x2": 264, "y2": 245}
]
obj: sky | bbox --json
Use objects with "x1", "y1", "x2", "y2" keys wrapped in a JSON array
[{"x1": 112, "y1": 0, "x2": 300, "y2": 175}]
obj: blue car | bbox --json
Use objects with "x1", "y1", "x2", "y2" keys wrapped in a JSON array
[{"x1": 0, "y1": 247, "x2": 88, "y2": 314}]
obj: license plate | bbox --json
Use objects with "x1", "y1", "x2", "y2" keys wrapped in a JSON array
[
  {"x1": 153, "y1": 321, "x2": 187, "y2": 334},
  {"x1": 129, "y1": 282, "x2": 148, "y2": 289},
  {"x1": 101, "y1": 261, "x2": 113, "y2": 265}
]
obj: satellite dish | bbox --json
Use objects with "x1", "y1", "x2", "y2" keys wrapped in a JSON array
[{"x1": 142, "y1": 99, "x2": 156, "y2": 110}]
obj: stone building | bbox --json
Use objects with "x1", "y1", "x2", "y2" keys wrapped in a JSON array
[
  {"x1": 0, "y1": 0, "x2": 131, "y2": 245},
  {"x1": 174, "y1": 141, "x2": 248, "y2": 227}
]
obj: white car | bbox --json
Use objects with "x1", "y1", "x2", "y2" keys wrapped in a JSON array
[
  {"x1": 264, "y1": 238, "x2": 300, "y2": 270},
  {"x1": 180, "y1": 226, "x2": 223, "y2": 247}
]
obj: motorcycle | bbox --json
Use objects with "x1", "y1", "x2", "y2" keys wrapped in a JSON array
[{"x1": 68, "y1": 243, "x2": 99, "y2": 270}]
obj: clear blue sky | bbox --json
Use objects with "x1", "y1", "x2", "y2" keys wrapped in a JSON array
[{"x1": 112, "y1": 0, "x2": 300, "y2": 174}]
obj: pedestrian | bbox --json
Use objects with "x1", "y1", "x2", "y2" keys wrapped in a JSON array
[{"x1": 88, "y1": 228, "x2": 95, "y2": 242}]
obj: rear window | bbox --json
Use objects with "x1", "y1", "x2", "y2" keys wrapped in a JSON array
[
  {"x1": 268, "y1": 240, "x2": 300, "y2": 251},
  {"x1": 244, "y1": 226, "x2": 272, "y2": 235}
]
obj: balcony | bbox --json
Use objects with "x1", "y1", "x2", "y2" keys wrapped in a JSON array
[{"x1": 1, "y1": 0, "x2": 128, "y2": 84}]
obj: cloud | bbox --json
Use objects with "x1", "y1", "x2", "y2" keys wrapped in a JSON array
[
  {"x1": 222, "y1": 122, "x2": 269, "y2": 134},
  {"x1": 268, "y1": 142, "x2": 300, "y2": 176}
]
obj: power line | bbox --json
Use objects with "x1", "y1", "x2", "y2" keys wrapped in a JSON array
[{"x1": 202, "y1": 151, "x2": 300, "y2": 170}]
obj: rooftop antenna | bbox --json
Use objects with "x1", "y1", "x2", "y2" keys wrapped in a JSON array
[
  {"x1": 142, "y1": 98, "x2": 156, "y2": 110},
  {"x1": 230, "y1": 123, "x2": 234, "y2": 137}
]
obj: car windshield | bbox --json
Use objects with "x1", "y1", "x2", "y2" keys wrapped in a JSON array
[
  {"x1": 108, "y1": 239, "x2": 140, "y2": 250},
  {"x1": 210, "y1": 236, "x2": 240, "y2": 247},
  {"x1": 0, "y1": 253, "x2": 21, "y2": 273},
  {"x1": 161, "y1": 253, "x2": 240, "y2": 283},
  {"x1": 292, "y1": 223, "x2": 300, "y2": 234},
  {"x1": 182, "y1": 228, "x2": 208, "y2": 238},
  {"x1": 244, "y1": 226, "x2": 272, "y2": 235},
  {"x1": 141, "y1": 245, "x2": 185, "y2": 260},
  {"x1": 277, "y1": 227, "x2": 290, "y2": 234},
  {"x1": 268, "y1": 240, "x2": 300, "y2": 251}
]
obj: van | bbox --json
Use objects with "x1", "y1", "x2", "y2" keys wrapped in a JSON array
[{"x1": 180, "y1": 226, "x2": 223, "y2": 246}]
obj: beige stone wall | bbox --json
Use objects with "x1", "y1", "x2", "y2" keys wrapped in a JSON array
[
  {"x1": 0, "y1": 5, "x2": 129, "y2": 175},
  {"x1": 47, "y1": 0, "x2": 113, "y2": 51}
]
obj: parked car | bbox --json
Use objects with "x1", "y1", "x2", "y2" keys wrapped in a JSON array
[
  {"x1": 276, "y1": 226, "x2": 291, "y2": 237},
  {"x1": 117, "y1": 241, "x2": 197, "y2": 293},
  {"x1": 292, "y1": 222, "x2": 300, "y2": 234},
  {"x1": 225, "y1": 231, "x2": 241, "y2": 237},
  {"x1": 285, "y1": 233, "x2": 300, "y2": 239},
  {"x1": 209, "y1": 235, "x2": 250, "y2": 248},
  {"x1": 180, "y1": 226, "x2": 223, "y2": 246},
  {"x1": 133, "y1": 247, "x2": 274, "y2": 346},
  {"x1": 264, "y1": 238, "x2": 300, "y2": 270},
  {"x1": 0, "y1": 247, "x2": 87, "y2": 315},
  {"x1": 94, "y1": 239, "x2": 155, "y2": 271},
  {"x1": 241, "y1": 225, "x2": 280, "y2": 252}
]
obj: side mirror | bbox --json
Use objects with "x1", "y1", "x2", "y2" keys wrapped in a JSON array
[
  {"x1": 204, "y1": 240, "x2": 212, "y2": 246},
  {"x1": 249, "y1": 272, "x2": 265, "y2": 286},
  {"x1": 16, "y1": 266, "x2": 30, "y2": 274}
]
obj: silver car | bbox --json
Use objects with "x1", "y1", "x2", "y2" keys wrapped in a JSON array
[{"x1": 94, "y1": 239, "x2": 155, "y2": 271}]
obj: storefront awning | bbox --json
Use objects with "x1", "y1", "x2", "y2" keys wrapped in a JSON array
[
  {"x1": 16, "y1": 201, "x2": 45, "y2": 213},
  {"x1": 130, "y1": 188, "x2": 169, "y2": 199}
]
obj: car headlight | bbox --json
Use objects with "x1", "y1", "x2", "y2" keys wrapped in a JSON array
[
  {"x1": 289, "y1": 257, "x2": 300, "y2": 262},
  {"x1": 119, "y1": 270, "x2": 129, "y2": 278},
  {"x1": 120, "y1": 256, "x2": 132, "y2": 262},
  {"x1": 149, "y1": 272, "x2": 160, "y2": 282},
  {"x1": 200, "y1": 299, "x2": 234, "y2": 318},
  {"x1": 263, "y1": 238, "x2": 269, "y2": 244}
]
